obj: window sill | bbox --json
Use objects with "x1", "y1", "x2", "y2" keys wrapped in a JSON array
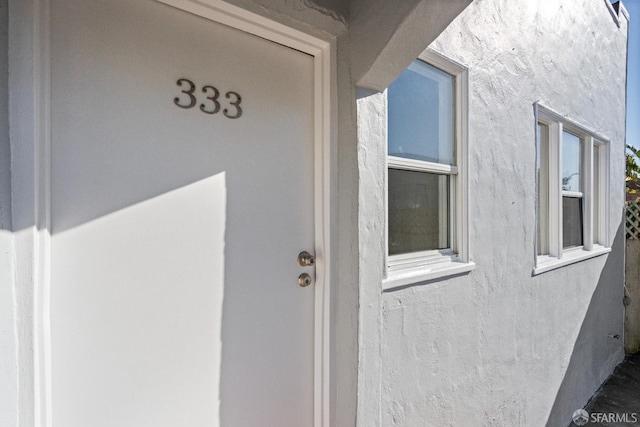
[
  {"x1": 533, "y1": 245, "x2": 611, "y2": 275},
  {"x1": 383, "y1": 259, "x2": 475, "y2": 290}
]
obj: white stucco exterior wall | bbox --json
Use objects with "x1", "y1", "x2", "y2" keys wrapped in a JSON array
[
  {"x1": 1, "y1": 0, "x2": 628, "y2": 425},
  {"x1": 356, "y1": 1, "x2": 628, "y2": 426}
]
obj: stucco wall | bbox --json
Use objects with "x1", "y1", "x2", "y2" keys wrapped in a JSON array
[
  {"x1": 2, "y1": 0, "x2": 628, "y2": 425},
  {"x1": 349, "y1": 0, "x2": 472, "y2": 91},
  {"x1": 356, "y1": 0, "x2": 628, "y2": 426},
  {"x1": 221, "y1": 0, "x2": 347, "y2": 38}
]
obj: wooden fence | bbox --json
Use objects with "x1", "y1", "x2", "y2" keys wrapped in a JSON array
[
  {"x1": 626, "y1": 200, "x2": 640, "y2": 353},
  {"x1": 626, "y1": 200, "x2": 640, "y2": 240}
]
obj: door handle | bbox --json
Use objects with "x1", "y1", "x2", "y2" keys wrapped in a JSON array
[
  {"x1": 298, "y1": 273, "x2": 313, "y2": 287},
  {"x1": 297, "y1": 251, "x2": 315, "y2": 287},
  {"x1": 297, "y1": 251, "x2": 315, "y2": 267}
]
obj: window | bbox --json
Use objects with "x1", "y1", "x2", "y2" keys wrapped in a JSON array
[
  {"x1": 535, "y1": 105, "x2": 610, "y2": 274},
  {"x1": 384, "y1": 50, "x2": 473, "y2": 288},
  {"x1": 561, "y1": 131, "x2": 584, "y2": 248}
]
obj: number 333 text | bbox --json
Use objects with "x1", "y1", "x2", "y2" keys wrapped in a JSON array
[{"x1": 173, "y1": 78, "x2": 242, "y2": 119}]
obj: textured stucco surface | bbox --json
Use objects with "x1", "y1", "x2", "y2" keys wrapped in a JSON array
[
  {"x1": 355, "y1": 88, "x2": 387, "y2": 427},
  {"x1": 356, "y1": 0, "x2": 628, "y2": 426},
  {"x1": 2, "y1": 0, "x2": 629, "y2": 426},
  {"x1": 1, "y1": 0, "x2": 469, "y2": 426},
  {"x1": 222, "y1": 0, "x2": 347, "y2": 37},
  {"x1": 349, "y1": 0, "x2": 472, "y2": 91}
]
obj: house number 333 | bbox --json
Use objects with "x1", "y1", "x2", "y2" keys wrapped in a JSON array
[{"x1": 173, "y1": 78, "x2": 242, "y2": 119}]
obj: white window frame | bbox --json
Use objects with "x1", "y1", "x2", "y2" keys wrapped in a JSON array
[
  {"x1": 383, "y1": 50, "x2": 474, "y2": 289},
  {"x1": 534, "y1": 104, "x2": 611, "y2": 275}
]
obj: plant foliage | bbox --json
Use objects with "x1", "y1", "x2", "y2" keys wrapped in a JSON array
[{"x1": 627, "y1": 144, "x2": 640, "y2": 196}]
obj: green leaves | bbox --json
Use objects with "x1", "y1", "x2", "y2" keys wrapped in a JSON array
[
  {"x1": 627, "y1": 144, "x2": 640, "y2": 181},
  {"x1": 627, "y1": 144, "x2": 640, "y2": 197}
]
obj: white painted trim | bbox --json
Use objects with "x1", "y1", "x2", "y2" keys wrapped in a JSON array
[
  {"x1": 383, "y1": 90, "x2": 390, "y2": 282},
  {"x1": 384, "y1": 49, "x2": 470, "y2": 287},
  {"x1": 450, "y1": 175, "x2": 458, "y2": 252},
  {"x1": 551, "y1": 120, "x2": 562, "y2": 258},
  {"x1": 9, "y1": 0, "x2": 53, "y2": 426},
  {"x1": 619, "y1": 2, "x2": 630, "y2": 22},
  {"x1": 535, "y1": 120, "x2": 550, "y2": 257},
  {"x1": 19, "y1": 1, "x2": 334, "y2": 426},
  {"x1": 584, "y1": 136, "x2": 594, "y2": 251},
  {"x1": 34, "y1": 1, "x2": 52, "y2": 425},
  {"x1": 156, "y1": 0, "x2": 330, "y2": 55},
  {"x1": 418, "y1": 48, "x2": 468, "y2": 76},
  {"x1": 388, "y1": 249, "x2": 457, "y2": 270},
  {"x1": 537, "y1": 103, "x2": 611, "y2": 142},
  {"x1": 311, "y1": 34, "x2": 334, "y2": 427},
  {"x1": 455, "y1": 58, "x2": 470, "y2": 262},
  {"x1": 562, "y1": 191, "x2": 584, "y2": 198},
  {"x1": 605, "y1": 0, "x2": 621, "y2": 27},
  {"x1": 438, "y1": 176, "x2": 448, "y2": 248},
  {"x1": 604, "y1": 0, "x2": 630, "y2": 27},
  {"x1": 534, "y1": 103, "x2": 611, "y2": 272},
  {"x1": 387, "y1": 156, "x2": 457, "y2": 174},
  {"x1": 596, "y1": 141, "x2": 611, "y2": 246},
  {"x1": 384, "y1": 261, "x2": 475, "y2": 290},
  {"x1": 533, "y1": 246, "x2": 611, "y2": 275}
]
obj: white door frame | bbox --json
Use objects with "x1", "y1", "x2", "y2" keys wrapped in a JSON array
[{"x1": 8, "y1": 1, "x2": 333, "y2": 426}]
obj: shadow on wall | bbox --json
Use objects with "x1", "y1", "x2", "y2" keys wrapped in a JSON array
[
  {"x1": 545, "y1": 221, "x2": 626, "y2": 427},
  {"x1": 44, "y1": 1, "x2": 317, "y2": 426}
]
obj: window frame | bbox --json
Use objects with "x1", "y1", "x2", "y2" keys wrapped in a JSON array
[
  {"x1": 534, "y1": 104, "x2": 611, "y2": 275},
  {"x1": 383, "y1": 50, "x2": 473, "y2": 289}
]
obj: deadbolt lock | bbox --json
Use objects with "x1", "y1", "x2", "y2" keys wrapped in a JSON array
[
  {"x1": 298, "y1": 251, "x2": 316, "y2": 267},
  {"x1": 298, "y1": 273, "x2": 313, "y2": 287}
]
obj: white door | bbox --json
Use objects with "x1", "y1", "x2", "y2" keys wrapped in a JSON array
[{"x1": 49, "y1": 1, "x2": 316, "y2": 426}]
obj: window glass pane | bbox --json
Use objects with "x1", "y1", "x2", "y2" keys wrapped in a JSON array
[
  {"x1": 562, "y1": 196, "x2": 583, "y2": 248},
  {"x1": 537, "y1": 123, "x2": 549, "y2": 255},
  {"x1": 388, "y1": 169, "x2": 449, "y2": 255},
  {"x1": 562, "y1": 131, "x2": 582, "y2": 192},
  {"x1": 388, "y1": 60, "x2": 454, "y2": 165}
]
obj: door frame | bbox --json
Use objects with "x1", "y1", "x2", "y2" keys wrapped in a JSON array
[{"x1": 8, "y1": 1, "x2": 334, "y2": 426}]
